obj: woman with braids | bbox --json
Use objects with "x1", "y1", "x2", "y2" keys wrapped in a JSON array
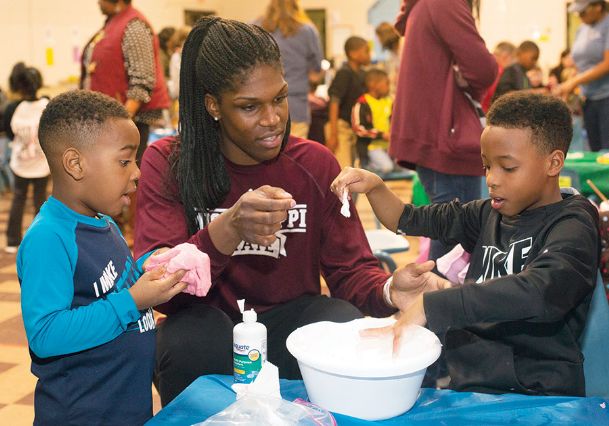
[{"x1": 134, "y1": 17, "x2": 442, "y2": 405}]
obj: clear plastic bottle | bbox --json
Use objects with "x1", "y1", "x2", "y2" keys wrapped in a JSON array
[{"x1": 233, "y1": 309, "x2": 267, "y2": 383}]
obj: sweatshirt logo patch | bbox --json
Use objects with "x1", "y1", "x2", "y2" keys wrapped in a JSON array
[
  {"x1": 476, "y1": 237, "x2": 532, "y2": 283},
  {"x1": 199, "y1": 204, "x2": 308, "y2": 258}
]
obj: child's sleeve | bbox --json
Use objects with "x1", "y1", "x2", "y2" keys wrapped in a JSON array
[
  {"x1": 424, "y1": 215, "x2": 599, "y2": 333},
  {"x1": 493, "y1": 66, "x2": 518, "y2": 102},
  {"x1": 351, "y1": 100, "x2": 379, "y2": 138},
  {"x1": 328, "y1": 69, "x2": 351, "y2": 103},
  {"x1": 106, "y1": 216, "x2": 150, "y2": 274},
  {"x1": 397, "y1": 200, "x2": 485, "y2": 252},
  {"x1": 19, "y1": 229, "x2": 142, "y2": 359}
]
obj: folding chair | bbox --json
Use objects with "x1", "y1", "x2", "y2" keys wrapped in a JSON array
[
  {"x1": 580, "y1": 271, "x2": 609, "y2": 398},
  {"x1": 365, "y1": 229, "x2": 410, "y2": 274}
]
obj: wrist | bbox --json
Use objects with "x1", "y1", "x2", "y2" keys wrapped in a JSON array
[
  {"x1": 367, "y1": 176, "x2": 387, "y2": 196},
  {"x1": 417, "y1": 293, "x2": 427, "y2": 325},
  {"x1": 128, "y1": 286, "x2": 145, "y2": 311},
  {"x1": 208, "y1": 210, "x2": 242, "y2": 255},
  {"x1": 141, "y1": 248, "x2": 161, "y2": 270}
]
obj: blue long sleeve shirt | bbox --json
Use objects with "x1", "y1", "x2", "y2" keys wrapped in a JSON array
[{"x1": 18, "y1": 196, "x2": 155, "y2": 425}]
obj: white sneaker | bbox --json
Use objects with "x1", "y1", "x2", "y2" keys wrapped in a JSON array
[{"x1": 4, "y1": 246, "x2": 17, "y2": 254}]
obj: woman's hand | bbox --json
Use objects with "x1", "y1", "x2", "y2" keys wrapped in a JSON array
[
  {"x1": 208, "y1": 185, "x2": 296, "y2": 254},
  {"x1": 362, "y1": 261, "x2": 452, "y2": 355},
  {"x1": 360, "y1": 294, "x2": 427, "y2": 356},
  {"x1": 142, "y1": 247, "x2": 172, "y2": 271},
  {"x1": 390, "y1": 260, "x2": 451, "y2": 311}
]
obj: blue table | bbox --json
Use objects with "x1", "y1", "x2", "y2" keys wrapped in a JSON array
[{"x1": 147, "y1": 375, "x2": 609, "y2": 425}]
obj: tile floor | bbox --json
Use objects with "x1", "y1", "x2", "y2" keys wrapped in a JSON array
[{"x1": 0, "y1": 180, "x2": 418, "y2": 424}]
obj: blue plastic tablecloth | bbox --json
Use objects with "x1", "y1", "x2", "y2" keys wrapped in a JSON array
[{"x1": 146, "y1": 375, "x2": 609, "y2": 425}]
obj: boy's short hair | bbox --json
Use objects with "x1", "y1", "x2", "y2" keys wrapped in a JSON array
[
  {"x1": 518, "y1": 40, "x2": 540, "y2": 54},
  {"x1": 493, "y1": 41, "x2": 516, "y2": 56},
  {"x1": 487, "y1": 92, "x2": 572, "y2": 154},
  {"x1": 364, "y1": 68, "x2": 389, "y2": 90},
  {"x1": 344, "y1": 36, "x2": 368, "y2": 57},
  {"x1": 38, "y1": 90, "x2": 129, "y2": 161}
]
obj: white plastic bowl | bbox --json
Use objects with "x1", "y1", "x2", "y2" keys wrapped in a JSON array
[{"x1": 286, "y1": 317, "x2": 441, "y2": 421}]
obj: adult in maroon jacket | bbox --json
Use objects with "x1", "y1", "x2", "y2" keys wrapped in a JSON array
[
  {"x1": 134, "y1": 17, "x2": 440, "y2": 406},
  {"x1": 390, "y1": 0, "x2": 497, "y2": 261},
  {"x1": 81, "y1": 0, "x2": 169, "y2": 163}
]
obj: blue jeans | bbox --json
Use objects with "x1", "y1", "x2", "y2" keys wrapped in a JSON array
[
  {"x1": 583, "y1": 96, "x2": 609, "y2": 152},
  {"x1": 416, "y1": 165, "x2": 481, "y2": 261}
]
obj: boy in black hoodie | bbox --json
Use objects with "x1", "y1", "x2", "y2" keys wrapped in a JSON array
[
  {"x1": 492, "y1": 40, "x2": 541, "y2": 103},
  {"x1": 332, "y1": 92, "x2": 599, "y2": 396}
]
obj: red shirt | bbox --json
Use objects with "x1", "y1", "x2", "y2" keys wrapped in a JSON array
[
  {"x1": 83, "y1": 6, "x2": 169, "y2": 112},
  {"x1": 134, "y1": 136, "x2": 394, "y2": 319},
  {"x1": 390, "y1": 0, "x2": 497, "y2": 176},
  {"x1": 481, "y1": 64, "x2": 504, "y2": 113}
]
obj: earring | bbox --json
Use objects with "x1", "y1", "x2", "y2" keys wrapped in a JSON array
[{"x1": 213, "y1": 116, "x2": 219, "y2": 121}]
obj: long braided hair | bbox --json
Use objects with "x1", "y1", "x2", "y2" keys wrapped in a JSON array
[{"x1": 173, "y1": 17, "x2": 286, "y2": 234}]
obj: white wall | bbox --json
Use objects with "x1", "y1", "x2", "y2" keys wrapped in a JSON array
[
  {"x1": 216, "y1": 0, "x2": 377, "y2": 64},
  {"x1": 0, "y1": 0, "x2": 221, "y2": 88},
  {"x1": 227, "y1": 0, "x2": 573, "y2": 76},
  {"x1": 0, "y1": 0, "x2": 576, "y2": 89},
  {"x1": 479, "y1": 0, "x2": 571, "y2": 75},
  {"x1": 0, "y1": 0, "x2": 380, "y2": 88}
]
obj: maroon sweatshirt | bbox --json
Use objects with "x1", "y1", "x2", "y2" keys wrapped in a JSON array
[
  {"x1": 134, "y1": 136, "x2": 395, "y2": 319},
  {"x1": 390, "y1": 0, "x2": 497, "y2": 176}
]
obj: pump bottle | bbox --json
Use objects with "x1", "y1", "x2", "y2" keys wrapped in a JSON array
[{"x1": 233, "y1": 308, "x2": 267, "y2": 383}]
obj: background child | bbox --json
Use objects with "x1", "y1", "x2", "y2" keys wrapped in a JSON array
[
  {"x1": 333, "y1": 92, "x2": 599, "y2": 396},
  {"x1": 527, "y1": 65, "x2": 545, "y2": 89},
  {"x1": 492, "y1": 40, "x2": 541, "y2": 102},
  {"x1": 19, "y1": 90, "x2": 186, "y2": 424},
  {"x1": 308, "y1": 79, "x2": 328, "y2": 144},
  {"x1": 548, "y1": 49, "x2": 576, "y2": 87},
  {"x1": 481, "y1": 41, "x2": 517, "y2": 112},
  {"x1": 326, "y1": 36, "x2": 371, "y2": 168},
  {"x1": 3, "y1": 62, "x2": 50, "y2": 253},
  {"x1": 374, "y1": 22, "x2": 402, "y2": 96},
  {"x1": 351, "y1": 68, "x2": 394, "y2": 173}
]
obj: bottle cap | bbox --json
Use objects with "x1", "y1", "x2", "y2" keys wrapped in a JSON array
[{"x1": 243, "y1": 309, "x2": 257, "y2": 323}]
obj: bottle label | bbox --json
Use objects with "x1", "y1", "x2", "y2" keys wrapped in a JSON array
[{"x1": 233, "y1": 341, "x2": 266, "y2": 384}]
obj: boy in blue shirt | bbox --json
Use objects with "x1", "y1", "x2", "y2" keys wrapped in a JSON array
[{"x1": 19, "y1": 90, "x2": 187, "y2": 425}]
